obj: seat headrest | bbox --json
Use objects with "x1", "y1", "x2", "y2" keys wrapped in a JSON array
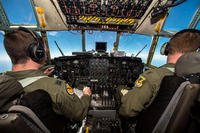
[
  {"x1": 175, "y1": 52, "x2": 200, "y2": 77},
  {"x1": 0, "y1": 75, "x2": 23, "y2": 108}
]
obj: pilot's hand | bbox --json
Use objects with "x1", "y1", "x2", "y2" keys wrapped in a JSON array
[
  {"x1": 43, "y1": 67, "x2": 54, "y2": 77},
  {"x1": 83, "y1": 86, "x2": 92, "y2": 96}
]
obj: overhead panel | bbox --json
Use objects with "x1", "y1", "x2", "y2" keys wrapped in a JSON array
[
  {"x1": 56, "y1": 0, "x2": 152, "y2": 33},
  {"x1": 33, "y1": 0, "x2": 172, "y2": 35}
]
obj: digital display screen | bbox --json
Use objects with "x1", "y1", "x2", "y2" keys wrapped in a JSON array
[{"x1": 96, "y1": 42, "x2": 107, "y2": 52}]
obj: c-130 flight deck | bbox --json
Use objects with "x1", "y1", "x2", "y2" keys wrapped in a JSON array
[{"x1": 0, "y1": 0, "x2": 197, "y2": 132}]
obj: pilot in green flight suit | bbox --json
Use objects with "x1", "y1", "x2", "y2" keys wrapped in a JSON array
[
  {"x1": 119, "y1": 29, "x2": 200, "y2": 117},
  {"x1": 3, "y1": 27, "x2": 92, "y2": 121},
  {"x1": 119, "y1": 64, "x2": 174, "y2": 117},
  {"x1": 5, "y1": 70, "x2": 91, "y2": 121}
]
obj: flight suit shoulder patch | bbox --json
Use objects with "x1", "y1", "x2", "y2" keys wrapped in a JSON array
[
  {"x1": 135, "y1": 75, "x2": 146, "y2": 88},
  {"x1": 121, "y1": 89, "x2": 129, "y2": 96},
  {"x1": 66, "y1": 84, "x2": 74, "y2": 95}
]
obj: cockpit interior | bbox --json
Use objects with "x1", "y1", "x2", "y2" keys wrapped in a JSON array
[{"x1": 0, "y1": 0, "x2": 199, "y2": 133}]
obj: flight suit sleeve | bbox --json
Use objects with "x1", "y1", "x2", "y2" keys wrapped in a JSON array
[
  {"x1": 51, "y1": 80, "x2": 91, "y2": 121},
  {"x1": 119, "y1": 69, "x2": 164, "y2": 117}
]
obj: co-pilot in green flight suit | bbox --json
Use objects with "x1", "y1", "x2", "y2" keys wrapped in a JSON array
[
  {"x1": 5, "y1": 70, "x2": 91, "y2": 121},
  {"x1": 119, "y1": 63, "x2": 175, "y2": 117}
]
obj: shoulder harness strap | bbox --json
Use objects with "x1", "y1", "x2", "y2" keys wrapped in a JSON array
[
  {"x1": 18, "y1": 76, "x2": 47, "y2": 88},
  {"x1": 162, "y1": 67, "x2": 175, "y2": 73},
  {"x1": 152, "y1": 81, "x2": 190, "y2": 133}
]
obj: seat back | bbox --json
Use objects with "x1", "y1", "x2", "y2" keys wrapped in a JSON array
[
  {"x1": 166, "y1": 84, "x2": 200, "y2": 133},
  {"x1": 135, "y1": 75, "x2": 185, "y2": 133},
  {"x1": 0, "y1": 87, "x2": 72, "y2": 133},
  {"x1": 0, "y1": 74, "x2": 74, "y2": 133},
  {"x1": 188, "y1": 88, "x2": 200, "y2": 132},
  {"x1": 0, "y1": 75, "x2": 50, "y2": 133},
  {"x1": 166, "y1": 52, "x2": 200, "y2": 133},
  {"x1": 0, "y1": 113, "x2": 39, "y2": 133},
  {"x1": 0, "y1": 105, "x2": 50, "y2": 133}
]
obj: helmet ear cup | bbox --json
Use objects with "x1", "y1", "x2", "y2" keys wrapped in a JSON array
[
  {"x1": 160, "y1": 42, "x2": 169, "y2": 56},
  {"x1": 18, "y1": 27, "x2": 45, "y2": 62},
  {"x1": 28, "y1": 42, "x2": 45, "y2": 62}
]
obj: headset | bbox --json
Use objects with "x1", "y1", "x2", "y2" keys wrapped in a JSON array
[
  {"x1": 160, "y1": 42, "x2": 169, "y2": 55},
  {"x1": 18, "y1": 27, "x2": 45, "y2": 62},
  {"x1": 160, "y1": 29, "x2": 200, "y2": 56}
]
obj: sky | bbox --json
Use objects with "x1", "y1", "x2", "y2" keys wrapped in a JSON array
[{"x1": 0, "y1": 0, "x2": 199, "y2": 72}]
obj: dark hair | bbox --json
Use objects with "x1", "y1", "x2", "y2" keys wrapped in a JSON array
[
  {"x1": 167, "y1": 29, "x2": 200, "y2": 55},
  {"x1": 4, "y1": 29, "x2": 44, "y2": 64}
]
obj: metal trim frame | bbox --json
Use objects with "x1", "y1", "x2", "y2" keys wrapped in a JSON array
[
  {"x1": 189, "y1": 6, "x2": 200, "y2": 29},
  {"x1": 0, "y1": 0, "x2": 10, "y2": 30}
]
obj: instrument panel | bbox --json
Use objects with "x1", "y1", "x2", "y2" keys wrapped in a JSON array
[
  {"x1": 54, "y1": 55, "x2": 143, "y2": 94},
  {"x1": 54, "y1": 53, "x2": 144, "y2": 132}
]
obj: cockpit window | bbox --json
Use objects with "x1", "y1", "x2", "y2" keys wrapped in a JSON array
[
  {"x1": 151, "y1": 37, "x2": 169, "y2": 67},
  {"x1": 1, "y1": 0, "x2": 36, "y2": 25},
  {"x1": 197, "y1": 22, "x2": 200, "y2": 29},
  {"x1": 0, "y1": 31, "x2": 11, "y2": 72},
  {"x1": 86, "y1": 31, "x2": 116, "y2": 52},
  {"x1": 163, "y1": 0, "x2": 199, "y2": 31},
  {"x1": 119, "y1": 33, "x2": 151, "y2": 63},
  {"x1": 47, "y1": 31, "x2": 152, "y2": 65},
  {"x1": 48, "y1": 31, "x2": 82, "y2": 57}
]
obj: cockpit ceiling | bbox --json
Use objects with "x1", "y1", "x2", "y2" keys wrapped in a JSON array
[{"x1": 33, "y1": 0, "x2": 171, "y2": 35}]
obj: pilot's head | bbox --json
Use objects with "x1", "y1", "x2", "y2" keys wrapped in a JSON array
[
  {"x1": 161, "y1": 29, "x2": 200, "y2": 56},
  {"x1": 4, "y1": 27, "x2": 47, "y2": 65}
]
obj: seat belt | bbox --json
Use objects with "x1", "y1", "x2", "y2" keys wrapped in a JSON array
[
  {"x1": 18, "y1": 76, "x2": 47, "y2": 87},
  {"x1": 152, "y1": 81, "x2": 190, "y2": 133}
]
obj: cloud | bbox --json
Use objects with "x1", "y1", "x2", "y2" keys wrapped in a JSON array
[
  {"x1": 27, "y1": 13, "x2": 33, "y2": 23},
  {"x1": 126, "y1": 52, "x2": 166, "y2": 61},
  {"x1": 0, "y1": 31, "x2": 5, "y2": 36},
  {"x1": 152, "y1": 53, "x2": 167, "y2": 61},
  {"x1": 0, "y1": 54, "x2": 10, "y2": 61},
  {"x1": 49, "y1": 32, "x2": 58, "y2": 36},
  {"x1": 51, "y1": 51, "x2": 73, "y2": 58},
  {"x1": 125, "y1": 52, "x2": 166, "y2": 65}
]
